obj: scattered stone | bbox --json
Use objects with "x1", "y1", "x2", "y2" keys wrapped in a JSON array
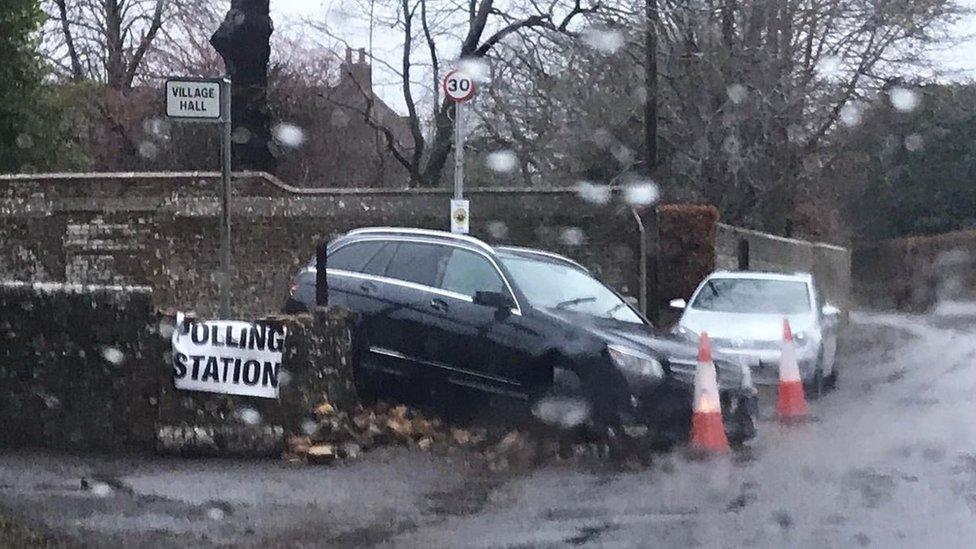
[
  {"x1": 452, "y1": 428, "x2": 472, "y2": 446},
  {"x1": 287, "y1": 399, "x2": 658, "y2": 471},
  {"x1": 314, "y1": 402, "x2": 335, "y2": 416},
  {"x1": 340, "y1": 442, "x2": 362, "y2": 459},
  {"x1": 306, "y1": 444, "x2": 337, "y2": 465},
  {"x1": 286, "y1": 435, "x2": 311, "y2": 455}
]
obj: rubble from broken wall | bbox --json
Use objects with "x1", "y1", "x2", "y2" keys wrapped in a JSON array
[{"x1": 287, "y1": 400, "x2": 656, "y2": 472}]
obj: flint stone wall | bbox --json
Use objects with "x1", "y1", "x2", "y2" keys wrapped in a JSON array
[
  {"x1": 0, "y1": 281, "x2": 354, "y2": 455},
  {"x1": 0, "y1": 173, "x2": 643, "y2": 318}
]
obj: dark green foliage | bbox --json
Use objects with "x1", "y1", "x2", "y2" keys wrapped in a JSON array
[
  {"x1": 832, "y1": 83, "x2": 976, "y2": 240},
  {"x1": 0, "y1": 0, "x2": 83, "y2": 172}
]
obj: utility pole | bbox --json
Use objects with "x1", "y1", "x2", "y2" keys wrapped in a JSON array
[
  {"x1": 645, "y1": 0, "x2": 658, "y2": 175},
  {"x1": 644, "y1": 0, "x2": 661, "y2": 324}
]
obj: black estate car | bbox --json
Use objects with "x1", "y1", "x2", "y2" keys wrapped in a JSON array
[{"x1": 285, "y1": 227, "x2": 757, "y2": 444}]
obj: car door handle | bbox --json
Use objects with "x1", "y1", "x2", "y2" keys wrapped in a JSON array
[
  {"x1": 430, "y1": 298, "x2": 449, "y2": 312},
  {"x1": 360, "y1": 281, "x2": 377, "y2": 293}
]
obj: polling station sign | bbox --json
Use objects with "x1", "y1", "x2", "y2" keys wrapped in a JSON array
[{"x1": 171, "y1": 314, "x2": 286, "y2": 399}]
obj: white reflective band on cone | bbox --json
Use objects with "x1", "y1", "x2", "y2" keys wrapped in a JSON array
[
  {"x1": 693, "y1": 359, "x2": 722, "y2": 414},
  {"x1": 779, "y1": 337, "x2": 801, "y2": 382}
]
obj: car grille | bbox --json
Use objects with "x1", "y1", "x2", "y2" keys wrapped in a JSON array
[
  {"x1": 709, "y1": 337, "x2": 780, "y2": 351},
  {"x1": 667, "y1": 357, "x2": 747, "y2": 391}
]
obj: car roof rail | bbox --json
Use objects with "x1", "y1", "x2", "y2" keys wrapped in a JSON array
[
  {"x1": 345, "y1": 227, "x2": 495, "y2": 255},
  {"x1": 494, "y1": 246, "x2": 588, "y2": 271}
]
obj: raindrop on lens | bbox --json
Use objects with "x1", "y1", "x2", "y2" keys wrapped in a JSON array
[
  {"x1": 560, "y1": 227, "x2": 585, "y2": 247},
  {"x1": 486, "y1": 221, "x2": 509, "y2": 240},
  {"x1": 840, "y1": 103, "x2": 862, "y2": 127},
  {"x1": 624, "y1": 181, "x2": 660, "y2": 206},
  {"x1": 726, "y1": 84, "x2": 748, "y2": 105},
  {"x1": 458, "y1": 58, "x2": 490, "y2": 83},
  {"x1": 581, "y1": 27, "x2": 625, "y2": 54},
  {"x1": 90, "y1": 482, "x2": 113, "y2": 498},
  {"x1": 485, "y1": 150, "x2": 517, "y2": 173},
  {"x1": 101, "y1": 346, "x2": 125, "y2": 365},
  {"x1": 236, "y1": 407, "x2": 261, "y2": 425},
  {"x1": 301, "y1": 419, "x2": 319, "y2": 435},
  {"x1": 889, "y1": 87, "x2": 920, "y2": 112},
  {"x1": 273, "y1": 123, "x2": 306, "y2": 148},
  {"x1": 575, "y1": 181, "x2": 611, "y2": 205},
  {"x1": 138, "y1": 141, "x2": 159, "y2": 160},
  {"x1": 905, "y1": 133, "x2": 924, "y2": 151},
  {"x1": 231, "y1": 126, "x2": 252, "y2": 144}
]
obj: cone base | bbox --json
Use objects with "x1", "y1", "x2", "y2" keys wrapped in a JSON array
[
  {"x1": 690, "y1": 411, "x2": 729, "y2": 454},
  {"x1": 777, "y1": 380, "x2": 808, "y2": 421}
]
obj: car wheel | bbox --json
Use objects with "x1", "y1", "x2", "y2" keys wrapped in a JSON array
[
  {"x1": 805, "y1": 353, "x2": 826, "y2": 400},
  {"x1": 825, "y1": 360, "x2": 839, "y2": 390}
]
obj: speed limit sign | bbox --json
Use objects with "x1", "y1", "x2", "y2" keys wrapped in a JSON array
[{"x1": 443, "y1": 70, "x2": 476, "y2": 103}]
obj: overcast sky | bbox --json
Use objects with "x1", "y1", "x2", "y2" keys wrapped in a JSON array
[{"x1": 270, "y1": 0, "x2": 976, "y2": 114}]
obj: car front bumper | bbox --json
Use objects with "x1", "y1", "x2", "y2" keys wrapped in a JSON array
[
  {"x1": 620, "y1": 377, "x2": 759, "y2": 445},
  {"x1": 711, "y1": 347, "x2": 820, "y2": 386}
]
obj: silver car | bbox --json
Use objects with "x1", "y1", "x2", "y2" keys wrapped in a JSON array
[{"x1": 669, "y1": 271, "x2": 842, "y2": 395}]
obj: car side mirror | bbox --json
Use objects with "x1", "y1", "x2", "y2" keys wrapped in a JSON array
[
  {"x1": 669, "y1": 298, "x2": 687, "y2": 310},
  {"x1": 623, "y1": 296, "x2": 639, "y2": 306},
  {"x1": 474, "y1": 291, "x2": 514, "y2": 310},
  {"x1": 822, "y1": 303, "x2": 840, "y2": 317}
]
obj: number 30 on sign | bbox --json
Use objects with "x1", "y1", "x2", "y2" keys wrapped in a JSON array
[{"x1": 443, "y1": 71, "x2": 475, "y2": 103}]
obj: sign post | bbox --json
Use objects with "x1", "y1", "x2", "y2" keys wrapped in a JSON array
[
  {"x1": 443, "y1": 70, "x2": 475, "y2": 234},
  {"x1": 165, "y1": 77, "x2": 233, "y2": 318}
]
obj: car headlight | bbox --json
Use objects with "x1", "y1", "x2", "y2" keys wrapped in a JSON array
[
  {"x1": 673, "y1": 325, "x2": 698, "y2": 342},
  {"x1": 794, "y1": 331, "x2": 812, "y2": 348},
  {"x1": 607, "y1": 344, "x2": 664, "y2": 379}
]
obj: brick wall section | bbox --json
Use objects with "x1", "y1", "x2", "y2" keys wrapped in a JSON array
[
  {"x1": 0, "y1": 173, "x2": 642, "y2": 317},
  {"x1": 0, "y1": 281, "x2": 355, "y2": 455}
]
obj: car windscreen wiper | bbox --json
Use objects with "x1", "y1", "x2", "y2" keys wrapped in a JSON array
[{"x1": 555, "y1": 296, "x2": 597, "y2": 309}]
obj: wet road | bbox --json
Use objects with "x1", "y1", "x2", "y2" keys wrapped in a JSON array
[{"x1": 2, "y1": 308, "x2": 976, "y2": 547}]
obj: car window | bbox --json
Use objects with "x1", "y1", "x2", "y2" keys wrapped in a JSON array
[
  {"x1": 362, "y1": 242, "x2": 397, "y2": 276},
  {"x1": 499, "y1": 255, "x2": 644, "y2": 324},
  {"x1": 325, "y1": 241, "x2": 384, "y2": 272},
  {"x1": 691, "y1": 278, "x2": 811, "y2": 314},
  {"x1": 440, "y1": 248, "x2": 504, "y2": 297},
  {"x1": 384, "y1": 242, "x2": 450, "y2": 287}
]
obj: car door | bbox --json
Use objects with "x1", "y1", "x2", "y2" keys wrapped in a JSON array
[
  {"x1": 372, "y1": 241, "x2": 454, "y2": 380},
  {"x1": 325, "y1": 240, "x2": 406, "y2": 376},
  {"x1": 422, "y1": 247, "x2": 538, "y2": 398}
]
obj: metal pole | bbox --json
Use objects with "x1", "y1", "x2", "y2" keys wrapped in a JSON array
[
  {"x1": 631, "y1": 208, "x2": 648, "y2": 316},
  {"x1": 315, "y1": 240, "x2": 329, "y2": 307},
  {"x1": 218, "y1": 77, "x2": 232, "y2": 318},
  {"x1": 453, "y1": 101, "x2": 464, "y2": 200}
]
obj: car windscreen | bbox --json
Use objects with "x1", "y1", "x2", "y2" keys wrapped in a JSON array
[
  {"x1": 499, "y1": 255, "x2": 644, "y2": 324},
  {"x1": 691, "y1": 278, "x2": 811, "y2": 314}
]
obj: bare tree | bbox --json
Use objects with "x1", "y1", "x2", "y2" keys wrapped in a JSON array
[
  {"x1": 42, "y1": 0, "x2": 175, "y2": 89},
  {"x1": 473, "y1": 0, "x2": 960, "y2": 235},
  {"x1": 313, "y1": 0, "x2": 601, "y2": 187}
]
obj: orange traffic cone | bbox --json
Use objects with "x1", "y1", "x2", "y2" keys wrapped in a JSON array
[
  {"x1": 777, "y1": 319, "x2": 808, "y2": 423},
  {"x1": 690, "y1": 332, "x2": 730, "y2": 454}
]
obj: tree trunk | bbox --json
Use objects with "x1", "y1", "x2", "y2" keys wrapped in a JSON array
[
  {"x1": 105, "y1": 0, "x2": 125, "y2": 89},
  {"x1": 211, "y1": 0, "x2": 277, "y2": 172}
]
